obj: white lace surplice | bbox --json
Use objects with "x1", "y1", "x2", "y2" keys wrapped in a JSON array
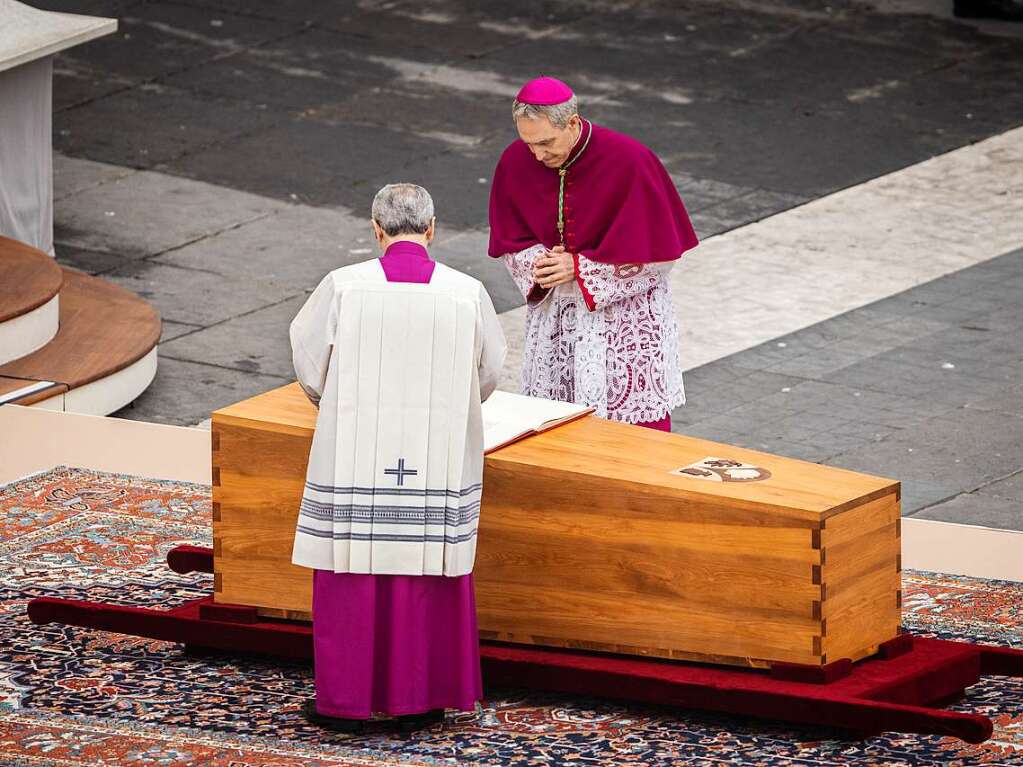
[{"x1": 504, "y1": 244, "x2": 685, "y2": 424}]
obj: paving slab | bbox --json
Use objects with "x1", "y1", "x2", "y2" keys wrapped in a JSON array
[
  {"x1": 164, "y1": 115, "x2": 445, "y2": 209},
  {"x1": 153, "y1": 204, "x2": 370, "y2": 291},
  {"x1": 160, "y1": 28, "x2": 407, "y2": 111},
  {"x1": 31, "y1": 0, "x2": 143, "y2": 15},
  {"x1": 159, "y1": 320, "x2": 202, "y2": 344},
  {"x1": 51, "y1": 52, "x2": 135, "y2": 112},
  {"x1": 314, "y1": 2, "x2": 588, "y2": 59},
  {"x1": 910, "y1": 492, "x2": 1023, "y2": 531},
  {"x1": 55, "y1": 83, "x2": 285, "y2": 169},
  {"x1": 56, "y1": 244, "x2": 127, "y2": 275},
  {"x1": 53, "y1": 154, "x2": 134, "y2": 201},
  {"x1": 966, "y1": 386, "x2": 1023, "y2": 419},
  {"x1": 103, "y1": 260, "x2": 297, "y2": 326},
  {"x1": 977, "y1": 471, "x2": 1023, "y2": 503},
  {"x1": 54, "y1": 1, "x2": 305, "y2": 85},
  {"x1": 670, "y1": 176, "x2": 757, "y2": 214},
  {"x1": 896, "y1": 479, "x2": 964, "y2": 516},
  {"x1": 863, "y1": 0, "x2": 1023, "y2": 42},
  {"x1": 159, "y1": 294, "x2": 306, "y2": 380},
  {"x1": 359, "y1": 142, "x2": 506, "y2": 231},
  {"x1": 166, "y1": 0, "x2": 328, "y2": 24},
  {"x1": 54, "y1": 170, "x2": 283, "y2": 257},
  {"x1": 312, "y1": 84, "x2": 511, "y2": 145},
  {"x1": 115, "y1": 355, "x2": 287, "y2": 426},
  {"x1": 692, "y1": 190, "x2": 810, "y2": 232}
]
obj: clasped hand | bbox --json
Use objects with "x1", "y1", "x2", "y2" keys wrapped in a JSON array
[{"x1": 533, "y1": 245, "x2": 576, "y2": 289}]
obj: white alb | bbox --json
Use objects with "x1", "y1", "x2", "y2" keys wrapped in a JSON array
[{"x1": 289, "y1": 259, "x2": 506, "y2": 577}]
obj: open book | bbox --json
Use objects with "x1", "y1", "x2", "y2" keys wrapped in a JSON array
[{"x1": 482, "y1": 391, "x2": 594, "y2": 453}]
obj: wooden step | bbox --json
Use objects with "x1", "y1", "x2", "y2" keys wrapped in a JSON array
[
  {"x1": 0, "y1": 236, "x2": 63, "y2": 365},
  {"x1": 0, "y1": 267, "x2": 161, "y2": 413},
  {"x1": 0, "y1": 236, "x2": 61, "y2": 322}
]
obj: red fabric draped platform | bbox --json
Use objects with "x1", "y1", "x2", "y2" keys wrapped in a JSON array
[{"x1": 27, "y1": 545, "x2": 1023, "y2": 744}]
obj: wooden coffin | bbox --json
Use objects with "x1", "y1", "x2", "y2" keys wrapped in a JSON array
[{"x1": 212, "y1": 382, "x2": 901, "y2": 668}]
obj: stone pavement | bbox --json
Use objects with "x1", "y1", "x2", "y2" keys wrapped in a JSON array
[
  {"x1": 674, "y1": 246, "x2": 1023, "y2": 530},
  {"x1": 28, "y1": 0, "x2": 1023, "y2": 529},
  {"x1": 499, "y1": 126, "x2": 1023, "y2": 380}
]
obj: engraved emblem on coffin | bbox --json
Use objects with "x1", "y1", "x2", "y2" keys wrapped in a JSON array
[{"x1": 671, "y1": 456, "x2": 772, "y2": 483}]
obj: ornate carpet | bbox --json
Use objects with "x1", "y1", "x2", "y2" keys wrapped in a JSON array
[{"x1": 1, "y1": 466, "x2": 1020, "y2": 766}]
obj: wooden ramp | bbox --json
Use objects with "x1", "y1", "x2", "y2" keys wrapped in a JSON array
[{"x1": 0, "y1": 237, "x2": 161, "y2": 414}]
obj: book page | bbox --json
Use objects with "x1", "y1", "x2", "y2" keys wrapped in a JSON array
[{"x1": 482, "y1": 391, "x2": 592, "y2": 452}]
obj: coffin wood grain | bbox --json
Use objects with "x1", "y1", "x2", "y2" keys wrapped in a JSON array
[{"x1": 211, "y1": 382, "x2": 902, "y2": 667}]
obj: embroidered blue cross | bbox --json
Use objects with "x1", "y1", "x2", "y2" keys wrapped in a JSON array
[{"x1": 384, "y1": 458, "x2": 418, "y2": 486}]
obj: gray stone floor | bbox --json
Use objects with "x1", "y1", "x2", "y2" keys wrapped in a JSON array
[
  {"x1": 673, "y1": 247, "x2": 1023, "y2": 530},
  {"x1": 29, "y1": 0, "x2": 1023, "y2": 531},
  {"x1": 42, "y1": 0, "x2": 1023, "y2": 235}
]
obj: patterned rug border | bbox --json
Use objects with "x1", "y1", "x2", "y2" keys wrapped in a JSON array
[
  {"x1": 0, "y1": 710, "x2": 451, "y2": 767},
  {"x1": 2, "y1": 465, "x2": 1021, "y2": 766},
  {"x1": 0, "y1": 466, "x2": 210, "y2": 496}
]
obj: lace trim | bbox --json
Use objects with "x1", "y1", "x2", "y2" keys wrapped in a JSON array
[
  {"x1": 502, "y1": 244, "x2": 548, "y2": 302},
  {"x1": 518, "y1": 262, "x2": 685, "y2": 424},
  {"x1": 576, "y1": 257, "x2": 669, "y2": 312}
]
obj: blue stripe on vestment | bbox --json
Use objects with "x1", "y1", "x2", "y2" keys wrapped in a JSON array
[
  {"x1": 302, "y1": 482, "x2": 482, "y2": 501},
  {"x1": 304, "y1": 480, "x2": 482, "y2": 498},
  {"x1": 299, "y1": 498, "x2": 481, "y2": 513},
  {"x1": 298, "y1": 503, "x2": 481, "y2": 525},
  {"x1": 295, "y1": 524, "x2": 478, "y2": 544}
]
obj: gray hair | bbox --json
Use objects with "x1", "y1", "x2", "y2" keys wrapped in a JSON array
[
  {"x1": 371, "y1": 183, "x2": 435, "y2": 237},
  {"x1": 512, "y1": 95, "x2": 579, "y2": 129}
]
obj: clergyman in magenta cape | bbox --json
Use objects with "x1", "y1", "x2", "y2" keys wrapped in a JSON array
[{"x1": 488, "y1": 119, "x2": 698, "y2": 265}]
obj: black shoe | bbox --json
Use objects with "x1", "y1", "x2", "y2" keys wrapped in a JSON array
[
  {"x1": 396, "y1": 708, "x2": 445, "y2": 734},
  {"x1": 302, "y1": 698, "x2": 369, "y2": 734},
  {"x1": 954, "y1": 0, "x2": 1023, "y2": 20}
]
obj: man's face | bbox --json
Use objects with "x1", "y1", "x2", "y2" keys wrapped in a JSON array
[{"x1": 515, "y1": 114, "x2": 581, "y2": 168}]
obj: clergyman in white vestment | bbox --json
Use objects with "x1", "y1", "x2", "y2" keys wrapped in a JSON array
[{"x1": 290, "y1": 183, "x2": 506, "y2": 733}]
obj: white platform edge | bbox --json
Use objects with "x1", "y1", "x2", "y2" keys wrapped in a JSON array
[
  {"x1": 0, "y1": 401, "x2": 210, "y2": 485},
  {"x1": 0, "y1": 294, "x2": 58, "y2": 365},
  {"x1": 902, "y1": 517, "x2": 1023, "y2": 582},
  {"x1": 54, "y1": 345, "x2": 159, "y2": 416},
  {"x1": 0, "y1": 1, "x2": 117, "y2": 74}
]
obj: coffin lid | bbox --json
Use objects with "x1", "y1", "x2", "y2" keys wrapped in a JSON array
[{"x1": 213, "y1": 382, "x2": 899, "y2": 521}]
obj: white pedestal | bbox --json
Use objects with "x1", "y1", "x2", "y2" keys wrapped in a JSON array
[{"x1": 0, "y1": 0, "x2": 116, "y2": 254}]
